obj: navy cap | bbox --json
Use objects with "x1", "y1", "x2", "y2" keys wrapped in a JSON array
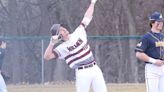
[
  {"x1": 50, "y1": 24, "x2": 61, "y2": 35},
  {"x1": 149, "y1": 12, "x2": 164, "y2": 21}
]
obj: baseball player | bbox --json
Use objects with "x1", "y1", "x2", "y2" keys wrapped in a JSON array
[
  {"x1": 44, "y1": 0, "x2": 107, "y2": 92},
  {"x1": 135, "y1": 11, "x2": 164, "y2": 92},
  {"x1": 0, "y1": 40, "x2": 7, "y2": 92}
]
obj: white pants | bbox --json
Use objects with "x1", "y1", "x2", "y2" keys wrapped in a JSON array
[
  {"x1": 75, "y1": 65, "x2": 107, "y2": 92},
  {"x1": 0, "y1": 73, "x2": 7, "y2": 92},
  {"x1": 145, "y1": 64, "x2": 164, "y2": 92}
]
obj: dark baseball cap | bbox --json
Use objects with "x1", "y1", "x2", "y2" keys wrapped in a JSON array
[
  {"x1": 149, "y1": 11, "x2": 164, "y2": 21},
  {"x1": 50, "y1": 24, "x2": 61, "y2": 35}
]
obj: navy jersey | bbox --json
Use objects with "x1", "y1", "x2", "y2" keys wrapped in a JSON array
[
  {"x1": 135, "y1": 31, "x2": 164, "y2": 61},
  {"x1": 0, "y1": 48, "x2": 5, "y2": 70}
]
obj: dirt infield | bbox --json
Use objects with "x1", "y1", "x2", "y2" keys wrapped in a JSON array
[{"x1": 7, "y1": 83, "x2": 146, "y2": 92}]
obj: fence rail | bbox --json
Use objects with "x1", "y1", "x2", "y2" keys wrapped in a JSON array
[{"x1": 0, "y1": 35, "x2": 141, "y2": 40}]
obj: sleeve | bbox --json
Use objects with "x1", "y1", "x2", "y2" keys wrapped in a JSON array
[
  {"x1": 52, "y1": 49, "x2": 59, "y2": 59},
  {"x1": 81, "y1": 16, "x2": 93, "y2": 28},
  {"x1": 71, "y1": 17, "x2": 93, "y2": 38},
  {"x1": 135, "y1": 36, "x2": 149, "y2": 52},
  {"x1": 72, "y1": 25, "x2": 87, "y2": 39},
  {"x1": 53, "y1": 46, "x2": 64, "y2": 60}
]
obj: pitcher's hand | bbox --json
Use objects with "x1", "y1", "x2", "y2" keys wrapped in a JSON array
[
  {"x1": 49, "y1": 35, "x2": 60, "y2": 45},
  {"x1": 91, "y1": 0, "x2": 97, "y2": 4}
]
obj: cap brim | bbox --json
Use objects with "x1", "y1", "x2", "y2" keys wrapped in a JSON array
[{"x1": 157, "y1": 18, "x2": 164, "y2": 22}]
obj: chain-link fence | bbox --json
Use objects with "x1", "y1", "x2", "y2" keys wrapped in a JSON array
[{"x1": 1, "y1": 36, "x2": 144, "y2": 84}]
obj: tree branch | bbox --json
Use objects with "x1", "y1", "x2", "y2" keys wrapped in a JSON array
[{"x1": 0, "y1": 0, "x2": 10, "y2": 16}]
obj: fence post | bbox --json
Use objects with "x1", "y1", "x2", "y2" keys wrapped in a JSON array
[{"x1": 41, "y1": 40, "x2": 44, "y2": 84}]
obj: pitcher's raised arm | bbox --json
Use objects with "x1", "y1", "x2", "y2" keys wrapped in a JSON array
[{"x1": 81, "y1": 0, "x2": 97, "y2": 28}]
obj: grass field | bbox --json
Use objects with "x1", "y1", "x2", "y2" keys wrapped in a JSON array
[{"x1": 7, "y1": 83, "x2": 146, "y2": 92}]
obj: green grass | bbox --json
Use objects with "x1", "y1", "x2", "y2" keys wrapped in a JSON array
[{"x1": 7, "y1": 83, "x2": 146, "y2": 92}]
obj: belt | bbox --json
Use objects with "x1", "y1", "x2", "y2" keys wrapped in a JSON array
[
  {"x1": 160, "y1": 58, "x2": 164, "y2": 60},
  {"x1": 78, "y1": 62, "x2": 96, "y2": 70}
]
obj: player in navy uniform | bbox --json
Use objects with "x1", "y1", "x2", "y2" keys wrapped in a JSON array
[
  {"x1": 135, "y1": 12, "x2": 164, "y2": 92},
  {"x1": 0, "y1": 40, "x2": 7, "y2": 92}
]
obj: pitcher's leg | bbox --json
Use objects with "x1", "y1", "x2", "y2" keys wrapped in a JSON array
[
  {"x1": 92, "y1": 66, "x2": 107, "y2": 92},
  {"x1": 0, "y1": 74, "x2": 7, "y2": 92},
  {"x1": 76, "y1": 70, "x2": 91, "y2": 92}
]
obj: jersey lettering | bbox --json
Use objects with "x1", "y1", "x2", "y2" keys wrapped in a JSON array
[
  {"x1": 155, "y1": 41, "x2": 164, "y2": 47},
  {"x1": 67, "y1": 38, "x2": 83, "y2": 51}
]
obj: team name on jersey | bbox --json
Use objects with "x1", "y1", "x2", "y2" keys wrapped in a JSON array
[
  {"x1": 155, "y1": 41, "x2": 164, "y2": 47},
  {"x1": 67, "y1": 38, "x2": 83, "y2": 51}
]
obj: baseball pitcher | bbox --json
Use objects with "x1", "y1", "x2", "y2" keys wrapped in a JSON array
[{"x1": 44, "y1": 0, "x2": 107, "y2": 92}]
